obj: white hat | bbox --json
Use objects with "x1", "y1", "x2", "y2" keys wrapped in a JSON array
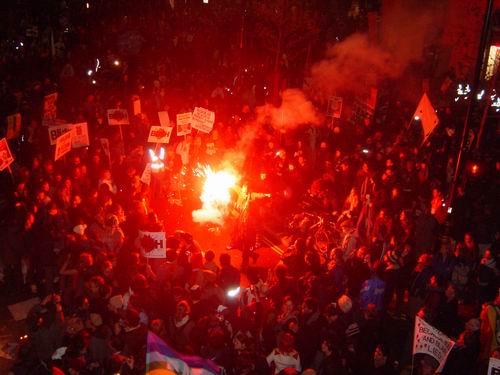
[{"x1": 73, "y1": 224, "x2": 87, "y2": 236}]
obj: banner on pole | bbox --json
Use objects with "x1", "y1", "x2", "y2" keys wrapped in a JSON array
[
  {"x1": 0, "y1": 138, "x2": 14, "y2": 171},
  {"x1": 176, "y1": 112, "x2": 192, "y2": 136},
  {"x1": 413, "y1": 93, "x2": 439, "y2": 143},
  {"x1": 138, "y1": 231, "x2": 166, "y2": 258},
  {"x1": 191, "y1": 107, "x2": 215, "y2": 133},
  {"x1": 107, "y1": 109, "x2": 129, "y2": 125},
  {"x1": 488, "y1": 357, "x2": 500, "y2": 375},
  {"x1": 6, "y1": 114, "x2": 22, "y2": 139},
  {"x1": 42, "y1": 93, "x2": 58, "y2": 126},
  {"x1": 413, "y1": 316, "x2": 454, "y2": 373},
  {"x1": 327, "y1": 96, "x2": 343, "y2": 118},
  {"x1": 158, "y1": 111, "x2": 170, "y2": 127},
  {"x1": 54, "y1": 130, "x2": 73, "y2": 161},
  {"x1": 148, "y1": 126, "x2": 173, "y2": 144}
]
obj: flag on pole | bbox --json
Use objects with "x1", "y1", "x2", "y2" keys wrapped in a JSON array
[
  {"x1": 146, "y1": 331, "x2": 222, "y2": 375},
  {"x1": 413, "y1": 93, "x2": 439, "y2": 143},
  {"x1": 413, "y1": 316, "x2": 454, "y2": 373}
]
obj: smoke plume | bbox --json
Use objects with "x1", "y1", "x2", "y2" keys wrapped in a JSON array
[
  {"x1": 311, "y1": 0, "x2": 444, "y2": 99},
  {"x1": 256, "y1": 88, "x2": 322, "y2": 131}
]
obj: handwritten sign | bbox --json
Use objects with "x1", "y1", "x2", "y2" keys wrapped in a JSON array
[
  {"x1": 191, "y1": 107, "x2": 215, "y2": 134},
  {"x1": 413, "y1": 316, "x2": 454, "y2": 372},
  {"x1": 54, "y1": 130, "x2": 73, "y2": 161},
  {"x1": 176, "y1": 112, "x2": 192, "y2": 136},
  {"x1": 42, "y1": 93, "x2": 58, "y2": 126}
]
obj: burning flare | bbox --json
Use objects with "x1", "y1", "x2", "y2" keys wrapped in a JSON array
[{"x1": 192, "y1": 165, "x2": 238, "y2": 225}]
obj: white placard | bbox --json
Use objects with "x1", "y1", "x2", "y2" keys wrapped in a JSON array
[
  {"x1": 191, "y1": 107, "x2": 214, "y2": 134},
  {"x1": 148, "y1": 126, "x2": 173, "y2": 144},
  {"x1": 138, "y1": 231, "x2": 166, "y2": 258},
  {"x1": 107, "y1": 109, "x2": 129, "y2": 125}
]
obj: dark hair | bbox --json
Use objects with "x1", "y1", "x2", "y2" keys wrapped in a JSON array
[
  {"x1": 205, "y1": 250, "x2": 215, "y2": 261},
  {"x1": 220, "y1": 253, "x2": 231, "y2": 267},
  {"x1": 303, "y1": 297, "x2": 319, "y2": 312},
  {"x1": 125, "y1": 308, "x2": 140, "y2": 327}
]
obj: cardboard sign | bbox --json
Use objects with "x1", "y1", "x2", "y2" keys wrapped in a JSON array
[
  {"x1": 148, "y1": 126, "x2": 173, "y2": 144},
  {"x1": 48, "y1": 124, "x2": 72, "y2": 145},
  {"x1": 54, "y1": 130, "x2": 73, "y2": 161},
  {"x1": 138, "y1": 231, "x2": 166, "y2": 258},
  {"x1": 42, "y1": 93, "x2": 58, "y2": 126},
  {"x1": 0, "y1": 138, "x2": 14, "y2": 171},
  {"x1": 191, "y1": 107, "x2": 215, "y2": 133},
  {"x1": 327, "y1": 96, "x2": 343, "y2": 118},
  {"x1": 140, "y1": 163, "x2": 152, "y2": 186},
  {"x1": 488, "y1": 357, "x2": 500, "y2": 375},
  {"x1": 176, "y1": 112, "x2": 192, "y2": 136},
  {"x1": 6, "y1": 114, "x2": 22, "y2": 139},
  {"x1": 158, "y1": 111, "x2": 170, "y2": 127},
  {"x1": 107, "y1": 109, "x2": 129, "y2": 125},
  {"x1": 47, "y1": 123, "x2": 89, "y2": 148},
  {"x1": 413, "y1": 316, "x2": 454, "y2": 372},
  {"x1": 71, "y1": 123, "x2": 89, "y2": 148}
]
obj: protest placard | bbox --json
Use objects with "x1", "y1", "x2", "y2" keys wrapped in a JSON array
[
  {"x1": 48, "y1": 124, "x2": 72, "y2": 145},
  {"x1": 148, "y1": 126, "x2": 173, "y2": 144},
  {"x1": 191, "y1": 107, "x2": 215, "y2": 134},
  {"x1": 140, "y1": 163, "x2": 152, "y2": 186},
  {"x1": 42, "y1": 93, "x2": 58, "y2": 126},
  {"x1": 107, "y1": 109, "x2": 129, "y2": 125},
  {"x1": 48, "y1": 123, "x2": 88, "y2": 148},
  {"x1": 6, "y1": 114, "x2": 22, "y2": 139},
  {"x1": 0, "y1": 138, "x2": 14, "y2": 171},
  {"x1": 138, "y1": 231, "x2": 166, "y2": 258},
  {"x1": 71, "y1": 123, "x2": 89, "y2": 148},
  {"x1": 176, "y1": 112, "x2": 192, "y2": 136},
  {"x1": 158, "y1": 111, "x2": 170, "y2": 127},
  {"x1": 413, "y1": 316, "x2": 454, "y2": 372},
  {"x1": 327, "y1": 96, "x2": 343, "y2": 118},
  {"x1": 54, "y1": 130, "x2": 73, "y2": 161},
  {"x1": 488, "y1": 357, "x2": 500, "y2": 375}
]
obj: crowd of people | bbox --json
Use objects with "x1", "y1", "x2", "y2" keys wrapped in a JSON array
[{"x1": 1, "y1": 1, "x2": 499, "y2": 375}]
